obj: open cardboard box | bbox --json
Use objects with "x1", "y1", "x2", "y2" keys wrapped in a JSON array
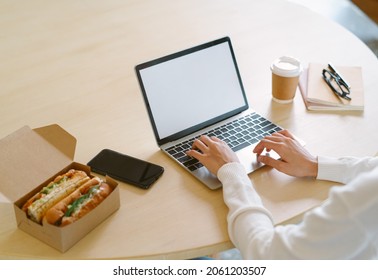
[{"x1": 0, "y1": 124, "x2": 120, "y2": 252}]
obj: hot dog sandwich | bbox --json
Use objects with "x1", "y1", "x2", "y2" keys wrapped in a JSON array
[
  {"x1": 22, "y1": 169, "x2": 90, "y2": 223},
  {"x1": 44, "y1": 177, "x2": 112, "y2": 227}
]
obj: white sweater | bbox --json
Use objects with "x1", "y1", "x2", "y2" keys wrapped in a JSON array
[{"x1": 218, "y1": 156, "x2": 378, "y2": 259}]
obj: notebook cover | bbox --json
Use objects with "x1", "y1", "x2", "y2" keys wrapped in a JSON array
[{"x1": 302, "y1": 63, "x2": 364, "y2": 110}]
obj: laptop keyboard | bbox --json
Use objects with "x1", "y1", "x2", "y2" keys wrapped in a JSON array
[{"x1": 165, "y1": 112, "x2": 281, "y2": 171}]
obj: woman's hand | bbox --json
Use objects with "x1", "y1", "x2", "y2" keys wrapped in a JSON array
[
  {"x1": 253, "y1": 130, "x2": 318, "y2": 178},
  {"x1": 186, "y1": 135, "x2": 239, "y2": 175}
]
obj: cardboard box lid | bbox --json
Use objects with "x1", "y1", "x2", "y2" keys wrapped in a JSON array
[{"x1": 0, "y1": 124, "x2": 76, "y2": 202}]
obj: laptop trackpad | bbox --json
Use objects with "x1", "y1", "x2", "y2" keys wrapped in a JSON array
[
  {"x1": 193, "y1": 146, "x2": 280, "y2": 190},
  {"x1": 237, "y1": 146, "x2": 280, "y2": 174}
]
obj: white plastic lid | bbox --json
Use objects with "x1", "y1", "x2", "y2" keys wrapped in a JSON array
[{"x1": 270, "y1": 56, "x2": 302, "y2": 78}]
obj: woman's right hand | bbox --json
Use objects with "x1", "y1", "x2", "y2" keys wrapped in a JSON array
[{"x1": 253, "y1": 130, "x2": 318, "y2": 178}]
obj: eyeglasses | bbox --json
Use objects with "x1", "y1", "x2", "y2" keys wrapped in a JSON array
[{"x1": 322, "y1": 64, "x2": 351, "y2": 101}]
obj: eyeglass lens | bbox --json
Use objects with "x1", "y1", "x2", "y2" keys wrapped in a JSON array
[{"x1": 323, "y1": 71, "x2": 349, "y2": 96}]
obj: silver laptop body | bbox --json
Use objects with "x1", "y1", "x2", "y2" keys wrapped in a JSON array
[{"x1": 135, "y1": 37, "x2": 280, "y2": 189}]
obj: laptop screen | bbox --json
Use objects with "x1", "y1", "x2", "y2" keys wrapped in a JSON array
[{"x1": 135, "y1": 37, "x2": 248, "y2": 145}]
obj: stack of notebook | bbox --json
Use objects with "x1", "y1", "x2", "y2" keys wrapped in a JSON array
[{"x1": 299, "y1": 63, "x2": 364, "y2": 111}]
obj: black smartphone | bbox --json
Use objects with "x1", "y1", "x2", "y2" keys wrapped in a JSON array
[{"x1": 87, "y1": 149, "x2": 164, "y2": 189}]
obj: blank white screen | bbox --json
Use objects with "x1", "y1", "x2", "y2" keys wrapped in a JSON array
[{"x1": 139, "y1": 41, "x2": 246, "y2": 140}]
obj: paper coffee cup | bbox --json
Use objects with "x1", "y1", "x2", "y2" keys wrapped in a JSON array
[{"x1": 270, "y1": 56, "x2": 302, "y2": 103}]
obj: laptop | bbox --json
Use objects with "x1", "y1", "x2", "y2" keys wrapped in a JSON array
[{"x1": 135, "y1": 37, "x2": 281, "y2": 189}]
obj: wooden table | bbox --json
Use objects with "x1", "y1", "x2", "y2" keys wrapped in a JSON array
[{"x1": 1, "y1": 0, "x2": 377, "y2": 259}]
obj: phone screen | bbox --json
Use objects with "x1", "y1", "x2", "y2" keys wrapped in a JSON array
[{"x1": 87, "y1": 149, "x2": 164, "y2": 189}]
